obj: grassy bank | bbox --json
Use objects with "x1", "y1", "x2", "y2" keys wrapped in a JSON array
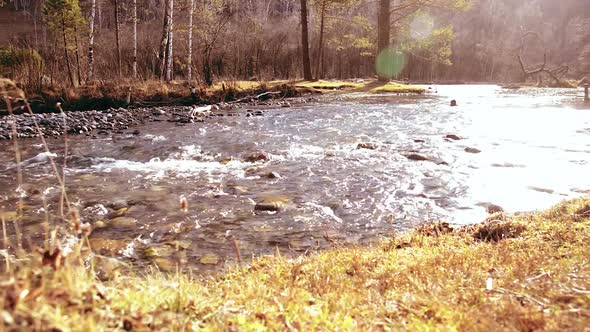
[
  {"x1": 13, "y1": 80, "x2": 299, "y2": 113},
  {"x1": 294, "y1": 80, "x2": 425, "y2": 94},
  {"x1": 3, "y1": 79, "x2": 425, "y2": 113},
  {"x1": 1, "y1": 198, "x2": 589, "y2": 330}
]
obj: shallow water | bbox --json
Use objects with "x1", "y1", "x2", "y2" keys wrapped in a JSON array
[{"x1": 1, "y1": 85, "x2": 589, "y2": 271}]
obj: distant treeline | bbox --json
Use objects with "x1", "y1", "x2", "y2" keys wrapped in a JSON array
[{"x1": 0, "y1": 0, "x2": 589, "y2": 90}]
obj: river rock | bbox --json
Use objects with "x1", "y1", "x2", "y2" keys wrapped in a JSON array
[
  {"x1": 254, "y1": 196, "x2": 291, "y2": 212},
  {"x1": 254, "y1": 202, "x2": 282, "y2": 212},
  {"x1": 199, "y1": 253, "x2": 220, "y2": 265},
  {"x1": 152, "y1": 258, "x2": 176, "y2": 272},
  {"x1": 243, "y1": 151, "x2": 269, "y2": 163},
  {"x1": 89, "y1": 238, "x2": 129, "y2": 256},
  {"x1": 108, "y1": 199, "x2": 128, "y2": 210},
  {"x1": 92, "y1": 256, "x2": 128, "y2": 281},
  {"x1": 465, "y1": 147, "x2": 482, "y2": 154},
  {"x1": 266, "y1": 171, "x2": 281, "y2": 179},
  {"x1": 445, "y1": 134, "x2": 462, "y2": 140},
  {"x1": 144, "y1": 246, "x2": 175, "y2": 259},
  {"x1": 357, "y1": 143, "x2": 378, "y2": 150},
  {"x1": 476, "y1": 202, "x2": 504, "y2": 214},
  {"x1": 109, "y1": 217, "x2": 138, "y2": 228},
  {"x1": 405, "y1": 153, "x2": 429, "y2": 161}
]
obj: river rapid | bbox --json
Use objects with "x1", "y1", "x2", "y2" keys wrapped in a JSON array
[{"x1": 1, "y1": 85, "x2": 589, "y2": 272}]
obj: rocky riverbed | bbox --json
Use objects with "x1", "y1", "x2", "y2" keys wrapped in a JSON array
[{"x1": 0, "y1": 98, "x2": 304, "y2": 140}]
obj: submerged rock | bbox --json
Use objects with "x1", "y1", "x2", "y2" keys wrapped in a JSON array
[
  {"x1": 266, "y1": 171, "x2": 281, "y2": 179},
  {"x1": 89, "y1": 238, "x2": 129, "y2": 256},
  {"x1": 254, "y1": 202, "x2": 282, "y2": 212},
  {"x1": 109, "y1": 217, "x2": 138, "y2": 228},
  {"x1": 152, "y1": 258, "x2": 176, "y2": 272},
  {"x1": 254, "y1": 196, "x2": 291, "y2": 212},
  {"x1": 243, "y1": 151, "x2": 269, "y2": 163},
  {"x1": 357, "y1": 142, "x2": 378, "y2": 150},
  {"x1": 445, "y1": 134, "x2": 462, "y2": 141},
  {"x1": 405, "y1": 153, "x2": 429, "y2": 161},
  {"x1": 199, "y1": 253, "x2": 220, "y2": 265}
]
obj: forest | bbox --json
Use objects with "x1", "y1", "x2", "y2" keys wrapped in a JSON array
[{"x1": 1, "y1": 0, "x2": 589, "y2": 91}]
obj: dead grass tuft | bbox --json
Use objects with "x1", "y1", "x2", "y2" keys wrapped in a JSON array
[{"x1": 470, "y1": 220, "x2": 527, "y2": 242}]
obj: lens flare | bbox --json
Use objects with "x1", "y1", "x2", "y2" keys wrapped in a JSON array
[
  {"x1": 375, "y1": 48, "x2": 407, "y2": 79},
  {"x1": 410, "y1": 14, "x2": 434, "y2": 40}
]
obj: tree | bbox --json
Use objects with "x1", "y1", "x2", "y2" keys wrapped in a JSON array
[
  {"x1": 88, "y1": 0, "x2": 96, "y2": 81},
  {"x1": 165, "y1": 0, "x2": 174, "y2": 81},
  {"x1": 158, "y1": 0, "x2": 174, "y2": 81},
  {"x1": 43, "y1": 0, "x2": 85, "y2": 87},
  {"x1": 312, "y1": 0, "x2": 358, "y2": 80},
  {"x1": 113, "y1": 0, "x2": 122, "y2": 77},
  {"x1": 377, "y1": 0, "x2": 390, "y2": 81},
  {"x1": 187, "y1": 0, "x2": 194, "y2": 81},
  {"x1": 376, "y1": 0, "x2": 471, "y2": 81},
  {"x1": 132, "y1": 0, "x2": 138, "y2": 79},
  {"x1": 300, "y1": 0, "x2": 312, "y2": 80}
]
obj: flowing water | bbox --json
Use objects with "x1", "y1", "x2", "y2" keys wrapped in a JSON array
[{"x1": 1, "y1": 85, "x2": 589, "y2": 271}]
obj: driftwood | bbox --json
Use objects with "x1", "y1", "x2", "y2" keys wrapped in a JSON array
[
  {"x1": 229, "y1": 91, "x2": 282, "y2": 104},
  {"x1": 516, "y1": 31, "x2": 569, "y2": 86}
]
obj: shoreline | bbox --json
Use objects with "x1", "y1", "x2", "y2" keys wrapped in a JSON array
[
  {"x1": 1, "y1": 198, "x2": 588, "y2": 330},
  {"x1": 0, "y1": 79, "x2": 427, "y2": 139}
]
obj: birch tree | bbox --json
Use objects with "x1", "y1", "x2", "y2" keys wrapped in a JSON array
[
  {"x1": 88, "y1": 0, "x2": 96, "y2": 81},
  {"x1": 165, "y1": 0, "x2": 174, "y2": 81},
  {"x1": 187, "y1": 0, "x2": 194, "y2": 81}
]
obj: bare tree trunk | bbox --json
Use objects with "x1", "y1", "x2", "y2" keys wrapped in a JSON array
[
  {"x1": 159, "y1": 0, "x2": 171, "y2": 79},
  {"x1": 300, "y1": 0, "x2": 312, "y2": 80},
  {"x1": 377, "y1": 0, "x2": 391, "y2": 81},
  {"x1": 187, "y1": 0, "x2": 194, "y2": 81},
  {"x1": 88, "y1": 0, "x2": 96, "y2": 82},
  {"x1": 132, "y1": 0, "x2": 138, "y2": 79},
  {"x1": 165, "y1": 0, "x2": 174, "y2": 81},
  {"x1": 98, "y1": 0, "x2": 102, "y2": 30},
  {"x1": 314, "y1": 0, "x2": 326, "y2": 81},
  {"x1": 74, "y1": 25, "x2": 82, "y2": 85},
  {"x1": 62, "y1": 17, "x2": 75, "y2": 87},
  {"x1": 114, "y1": 0, "x2": 122, "y2": 78}
]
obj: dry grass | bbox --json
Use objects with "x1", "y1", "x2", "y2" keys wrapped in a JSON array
[
  {"x1": 369, "y1": 82, "x2": 426, "y2": 94},
  {"x1": 1, "y1": 198, "x2": 589, "y2": 331},
  {"x1": 20, "y1": 80, "x2": 297, "y2": 112},
  {"x1": 294, "y1": 80, "x2": 366, "y2": 90}
]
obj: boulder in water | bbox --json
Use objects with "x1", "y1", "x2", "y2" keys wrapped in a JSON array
[
  {"x1": 357, "y1": 143, "x2": 378, "y2": 150},
  {"x1": 445, "y1": 134, "x2": 462, "y2": 141},
  {"x1": 405, "y1": 153, "x2": 429, "y2": 161},
  {"x1": 243, "y1": 151, "x2": 269, "y2": 163},
  {"x1": 465, "y1": 147, "x2": 481, "y2": 154}
]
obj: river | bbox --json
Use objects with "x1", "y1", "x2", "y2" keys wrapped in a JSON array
[{"x1": 1, "y1": 85, "x2": 589, "y2": 272}]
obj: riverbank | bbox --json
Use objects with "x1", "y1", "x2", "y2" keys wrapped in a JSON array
[
  {"x1": 1, "y1": 79, "x2": 425, "y2": 114},
  {"x1": 1, "y1": 198, "x2": 588, "y2": 330},
  {"x1": 0, "y1": 79, "x2": 425, "y2": 139}
]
